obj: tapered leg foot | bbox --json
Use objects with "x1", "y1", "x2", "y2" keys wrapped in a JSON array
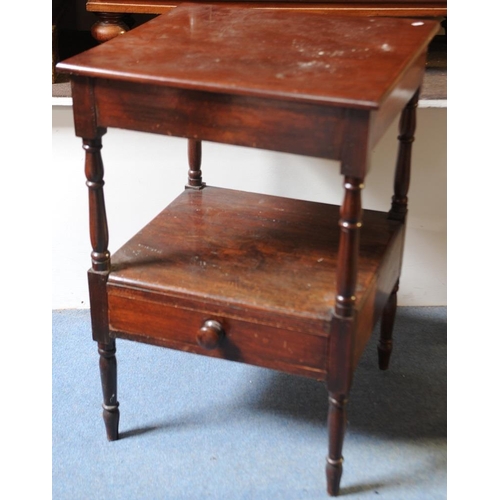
[
  {"x1": 326, "y1": 393, "x2": 348, "y2": 496},
  {"x1": 378, "y1": 282, "x2": 398, "y2": 370},
  {"x1": 102, "y1": 404, "x2": 120, "y2": 441},
  {"x1": 326, "y1": 456, "x2": 343, "y2": 496},
  {"x1": 98, "y1": 341, "x2": 120, "y2": 441}
]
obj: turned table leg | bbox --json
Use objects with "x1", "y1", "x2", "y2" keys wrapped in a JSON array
[
  {"x1": 378, "y1": 88, "x2": 419, "y2": 370},
  {"x1": 378, "y1": 281, "x2": 398, "y2": 370},
  {"x1": 326, "y1": 393, "x2": 348, "y2": 496},
  {"x1": 83, "y1": 133, "x2": 120, "y2": 440},
  {"x1": 326, "y1": 175, "x2": 364, "y2": 496},
  {"x1": 98, "y1": 341, "x2": 120, "y2": 441},
  {"x1": 186, "y1": 139, "x2": 205, "y2": 189},
  {"x1": 389, "y1": 88, "x2": 419, "y2": 223}
]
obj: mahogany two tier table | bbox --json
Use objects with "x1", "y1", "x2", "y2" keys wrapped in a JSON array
[{"x1": 57, "y1": 5, "x2": 439, "y2": 495}]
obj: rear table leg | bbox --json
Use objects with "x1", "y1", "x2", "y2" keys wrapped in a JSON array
[
  {"x1": 378, "y1": 281, "x2": 398, "y2": 370},
  {"x1": 186, "y1": 139, "x2": 205, "y2": 189},
  {"x1": 379, "y1": 88, "x2": 420, "y2": 370}
]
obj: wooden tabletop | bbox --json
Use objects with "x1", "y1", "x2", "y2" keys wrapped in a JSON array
[{"x1": 57, "y1": 4, "x2": 439, "y2": 109}]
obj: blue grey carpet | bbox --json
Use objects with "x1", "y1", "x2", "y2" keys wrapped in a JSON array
[{"x1": 52, "y1": 307, "x2": 446, "y2": 499}]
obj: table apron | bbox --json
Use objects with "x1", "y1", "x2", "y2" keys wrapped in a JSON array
[{"x1": 91, "y1": 79, "x2": 356, "y2": 160}]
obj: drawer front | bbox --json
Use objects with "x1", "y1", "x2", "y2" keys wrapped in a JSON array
[{"x1": 108, "y1": 291, "x2": 327, "y2": 380}]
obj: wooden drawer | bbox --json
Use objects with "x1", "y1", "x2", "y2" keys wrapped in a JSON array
[{"x1": 108, "y1": 288, "x2": 328, "y2": 379}]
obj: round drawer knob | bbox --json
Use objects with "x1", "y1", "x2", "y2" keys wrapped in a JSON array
[{"x1": 196, "y1": 320, "x2": 225, "y2": 350}]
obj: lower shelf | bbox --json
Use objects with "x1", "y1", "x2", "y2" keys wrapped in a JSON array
[{"x1": 106, "y1": 186, "x2": 404, "y2": 377}]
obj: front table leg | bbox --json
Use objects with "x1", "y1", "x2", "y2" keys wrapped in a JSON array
[
  {"x1": 326, "y1": 393, "x2": 348, "y2": 496},
  {"x1": 326, "y1": 176, "x2": 364, "y2": 496},
  {"x1": 83, "y1": 134, "x2": 120, "y2": 440},
  {"x1": 98, "y1": 341, "x2": 120, "y2": 440}
]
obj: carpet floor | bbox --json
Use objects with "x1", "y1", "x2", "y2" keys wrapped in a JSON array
[{"x1": 52, "y1": 307, "x2": 446, "y2": 499}]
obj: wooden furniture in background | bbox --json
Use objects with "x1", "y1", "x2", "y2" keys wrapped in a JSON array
[
  {"x1": 57, "y1": 6, "x2": 439, "y2": 495},
  {"x1": 86, "y1": 1, "x2": 446, "y2": 43}
]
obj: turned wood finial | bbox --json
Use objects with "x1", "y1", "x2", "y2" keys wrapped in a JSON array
[
  {"x1": 335, "y1": 176, "x2": 364, "y2": 318},
  {"x1": 91, "y1": 13, "x2": 129, "y2": 43}
]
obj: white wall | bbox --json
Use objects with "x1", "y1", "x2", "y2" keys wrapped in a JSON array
[{"x1": 52, "y1": 104, "x2": 446, "y2": 309}]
